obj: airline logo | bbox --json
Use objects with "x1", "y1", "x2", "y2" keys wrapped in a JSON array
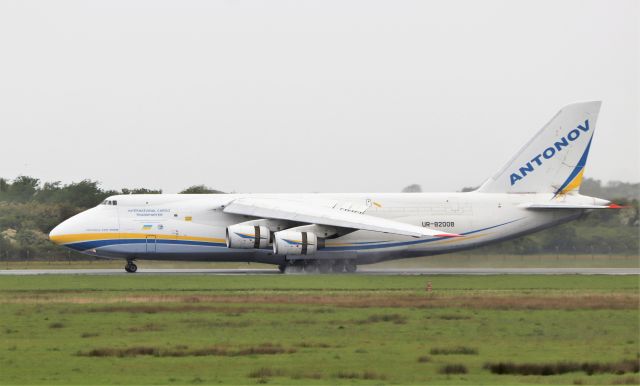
[
  {"x1": 283, "y1": 239, "x2": 315, "y2": 246},
  {"x1": 510, "y1": 120, "x2": 590, "y2": 186},
  {"x1": 235, "y1": 232, "x2": 267, "y2": 240}
]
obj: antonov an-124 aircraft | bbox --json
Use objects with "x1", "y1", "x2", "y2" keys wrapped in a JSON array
[{"x1": 50, "y1": 101, "x2": 621, "y2": 273}]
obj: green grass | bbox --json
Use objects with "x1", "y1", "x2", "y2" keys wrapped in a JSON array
[
  {"x1": 0, "y1": 275, "x2": 638, "y2": 385},
  {"x1": 0, "y1": 273, "x2": 638, "y2": 292}
]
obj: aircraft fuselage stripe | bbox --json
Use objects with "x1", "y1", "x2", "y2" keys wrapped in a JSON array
[{"x1": 59, "y1": 218, "x2": 523, "y2": 252}]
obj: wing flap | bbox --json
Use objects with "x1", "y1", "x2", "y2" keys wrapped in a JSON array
[{"x1": 223, "y1": 197, "x2": 458, "y2": 238}]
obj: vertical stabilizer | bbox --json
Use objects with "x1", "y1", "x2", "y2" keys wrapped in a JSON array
[{"x1": 477, "y1": 101, "x2": 601, "y2": 196}]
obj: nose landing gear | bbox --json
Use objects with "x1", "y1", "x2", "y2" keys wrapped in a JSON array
[{"x1": 124, "y1": 260, "x2": 138, "y2": 273}]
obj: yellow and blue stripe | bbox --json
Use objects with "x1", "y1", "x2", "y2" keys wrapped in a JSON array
[
  {"x1": 50, "y1": 218, "x2": 523, "y2": 253},
  {"x1": 50, "y1": 233, "x2": 226, "y2": 251},
  {"x1": 323, "y1": 218, "x2": 523, "y2": 251},
  {"x1": 553, "y1": 135, "x2": 593, "y2": 197}
]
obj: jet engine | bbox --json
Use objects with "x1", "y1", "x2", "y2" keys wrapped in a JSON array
[
  {"x1": 273, "y1": 231, "x2": 317, "y2": 255},
  {"x1": 226, "y1": 225, "x2": 271, "y2": 249}
]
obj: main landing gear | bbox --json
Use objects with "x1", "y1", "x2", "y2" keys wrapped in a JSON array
[
  {"x1": 124, "y1": 260, "x2": 138, "y2": 273},
  {"x1": 280, "y1": 259, "x2": 357, "y2": 274}
]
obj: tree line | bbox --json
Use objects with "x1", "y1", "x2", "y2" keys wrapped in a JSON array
[
  {"x1": 0, "y1": 177, "x2": 222, "y2": 259},
  {"x1": 0, "y1": 176, "x2": 637, "y2": 259}
]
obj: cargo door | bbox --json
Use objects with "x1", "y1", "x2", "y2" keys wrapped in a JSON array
[{"x1": 145, "y1": 235, "x2": 157, "y2": 253}]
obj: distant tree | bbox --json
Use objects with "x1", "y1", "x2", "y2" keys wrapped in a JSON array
[
  {"x1": 36, "y1": 181, "x2": 62, "y2": 203},
  {"x1": 15, "y1": 227, "x2": 56, "y2": 259},
  {"x1": 511, "y1": 237, "x2": 541, "y2": 254},
  {"x1": 0, "y1": 228, "x2": 20, "y2": 258},
  {"x1": 580, "y1": 178, "x2": 640, "y2": 200},
  {"x1": 0, "y1": 178, "x2": 8, "y2": 193},
  {"x1": 624, "y1": 199, "x2": 639, "y2": 227},
  {"x1": 579, "y1": 178, "x2": 604, "y2": 197},
  {"x1": 402, "y1": 184, "x2": 422, "y2": 193},
  {"x1": 0, "y1": 202, "x2": 62, "y2": 232},
  {"x1": 180, "y1": 185, "x2": 225, "y2": 194},
  {"x1": 56, "y1": 180, "x2": 109, "y2": 208},
  {"x1": 121, "y1": 188, "x2": 162, "y2": 195},
  {"x1": 540, "y1": 225, "x2": 577, "y2": 252},
  {"x1": 5, "y1": 176, "x2": 40, "y2": 202}
]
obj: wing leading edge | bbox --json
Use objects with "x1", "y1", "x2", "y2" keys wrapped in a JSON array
[{"x1": 222, "y1": 197, "x2": 459, "y2": 238}]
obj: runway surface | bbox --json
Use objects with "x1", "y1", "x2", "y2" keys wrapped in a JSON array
[{"x1": 0, "y1": 268, "x2": 638, "y2": 275}]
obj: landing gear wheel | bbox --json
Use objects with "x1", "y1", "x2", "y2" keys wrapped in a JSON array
[
  {"x1": 125, "y1": 261, "x2": 137, "y2": 273},
  {"x1": 318, "y1": 261, "x2": 331, "y2": 274},
  {"x1": 278, "y1": 264, "x2": 286, "y2": 273},
  {"x1": 284, "y1": 261, "x2": 303, "y2": 274},
  {"x1": 332, "y1": 260, "x2": 345, "y2": 273},
  {"x1": 345, "y1": 261, "x2": 357, "y2": 273},
  {"x1": 303, "y1": 261, "x2": 318, "y2": 273}
]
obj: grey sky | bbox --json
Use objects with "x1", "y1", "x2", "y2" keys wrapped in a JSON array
[{"x1": 1, "y1": 0, "x2": 638, "y2": 193}]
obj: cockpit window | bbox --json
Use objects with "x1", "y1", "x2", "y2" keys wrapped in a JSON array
[
  {"x1": 112, "y1": 200, "x2": 117, "y2": 206},
  {"x1": 101, "y1": 200, "x2": 118, "y2": 206}
]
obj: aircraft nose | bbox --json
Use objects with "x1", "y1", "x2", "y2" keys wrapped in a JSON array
[
  {"x1": 49, "y1": 206, "x2": 119, "y2": 249},
  {"x1": 49, "y1": 222, "x2": 67, "y2": 245}
]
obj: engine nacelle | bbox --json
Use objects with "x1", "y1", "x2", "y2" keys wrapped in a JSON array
[
  {"x1": 273, "y1": 231, "x2": 317, "y2": 255},
  {"x1": 226, "y1": 225, "x2": 271, "y2": 249}
]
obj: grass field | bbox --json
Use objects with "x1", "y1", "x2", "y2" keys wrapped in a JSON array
[{"x1": 0, "y1": 275, "x2": 638, "y2": 385}]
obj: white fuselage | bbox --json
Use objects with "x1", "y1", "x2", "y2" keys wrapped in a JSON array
[
  {"x1": 48, "y1": 101, "x2": 609, "y2": 269},
  {"x1": 49, "y1": 192, "x2": 601, "y2": 265}
]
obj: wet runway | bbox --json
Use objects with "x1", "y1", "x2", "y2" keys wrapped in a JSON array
[{"x1": 0, "y1": 268, "x2": 638, "y2": 275}]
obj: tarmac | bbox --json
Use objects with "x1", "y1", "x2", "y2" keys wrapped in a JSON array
[{"x1": 0, "y1": 268, "x2": 638, "y2": 275}]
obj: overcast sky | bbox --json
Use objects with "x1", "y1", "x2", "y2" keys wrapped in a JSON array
[{"x1": 1, "y1": 0, "x2": 638, "y2": 193}]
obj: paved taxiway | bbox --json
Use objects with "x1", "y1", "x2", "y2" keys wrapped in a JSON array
[{"x1": 0, "y1": 268, "x2": 638, "y2": 275}]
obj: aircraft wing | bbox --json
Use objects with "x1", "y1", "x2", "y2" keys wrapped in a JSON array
[
  {"x1": 222, "y1": 197, "x2": 459, "y2": 238},
  {"x1": 522, "y1": 203, "x2": 624, "y2": 210}
]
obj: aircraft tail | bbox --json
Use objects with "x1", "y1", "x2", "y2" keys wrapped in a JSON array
[{"x1": 477, "y1": 101, "x2": 601, "y2": 196}]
